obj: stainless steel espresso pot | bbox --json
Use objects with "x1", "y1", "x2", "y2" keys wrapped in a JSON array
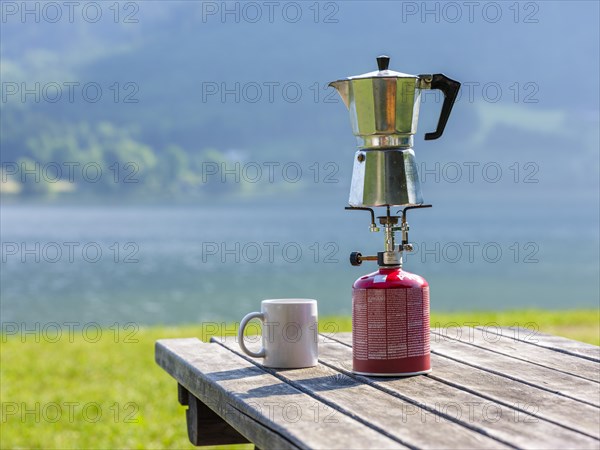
[{"x1": 330, "y1": 55, "x2": 460, "y2": 207}]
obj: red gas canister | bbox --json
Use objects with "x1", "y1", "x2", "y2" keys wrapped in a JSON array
[{"x1": 352, "y1": 267, "x2": 430, "y2": 376}]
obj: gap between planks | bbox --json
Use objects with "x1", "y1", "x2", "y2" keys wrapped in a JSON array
[
  {"x1": 431, "y1": 327, "x2": 599, "y2": 383},
  {"x1": 157, "y1": 338, "x2": 401, "y2": 450},
  {"x1": 323, "y1": 332, "x2": 600, "y2": 442},
  {"x1": 425, "y1": 330, "x2": 599, "y2": 408},
  {"x1": 474, "y1": 326, "x2": 600, "y2": 363},
  {"x1": 212, "y1": 337, "x2": 512, "y2": 450},
  {"x1": 210, "y1": 338, "x2": 417, "y2": 450}
]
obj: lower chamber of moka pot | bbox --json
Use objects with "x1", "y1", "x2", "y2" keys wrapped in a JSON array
[{"x1": 352, "y1": 267, "x2": 431, "y2": 377}]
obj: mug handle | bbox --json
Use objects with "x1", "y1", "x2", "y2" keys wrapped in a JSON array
[{"x1": 238, "y1": 312, "x2": 266, "y2": 358}]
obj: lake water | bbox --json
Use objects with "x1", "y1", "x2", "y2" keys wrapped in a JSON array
[{"x1": 1, "y1": 193, "x2": 598, "y2": 326}]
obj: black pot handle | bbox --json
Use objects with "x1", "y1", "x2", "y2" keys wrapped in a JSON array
[{"x1": 422, "y1": 74, "x2": 461, "y2": 141}]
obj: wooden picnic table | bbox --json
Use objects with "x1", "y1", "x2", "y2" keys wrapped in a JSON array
[{"x1": 155, "y1": 328, "x2": 600, "y2": 449}]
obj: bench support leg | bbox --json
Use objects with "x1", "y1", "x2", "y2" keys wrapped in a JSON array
[{"x1": 178, "y1": 383, "x2": 250, "y2": 446}]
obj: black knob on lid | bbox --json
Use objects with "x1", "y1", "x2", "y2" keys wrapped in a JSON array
[{"x1": 376, "y1": 55, "x2": 390, "y2": 71}]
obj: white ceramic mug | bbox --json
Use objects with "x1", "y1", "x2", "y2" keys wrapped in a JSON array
[{"x1": 238, "y1": 299, "x2": 318, "y2": 368}]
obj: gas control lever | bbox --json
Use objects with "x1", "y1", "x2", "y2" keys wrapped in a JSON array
[{"x1": 349, "y1": 252, "x2": 377, "y2": 266}]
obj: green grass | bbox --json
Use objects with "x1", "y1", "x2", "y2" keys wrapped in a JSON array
[{"x1": 1, "y1": 310, "x2": 598, "y2": 449}]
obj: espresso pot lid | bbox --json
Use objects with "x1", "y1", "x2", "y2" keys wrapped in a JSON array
[{"x1": 331, "y1": 55, "x2": 418, "y2": 82}]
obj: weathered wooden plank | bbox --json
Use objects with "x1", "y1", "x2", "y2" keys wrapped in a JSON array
[
  {"x1": 157, "y1": 339, "x2": 300, "y2": 449},
  {"x1": 155, "y1": 338, "x2": 401, "y2": 449},
  {"x1": 430, "y1": 354, "x2": 600, "y2": 440},
  {"x1": 426, "y1": 332, "x2": 600, "y2": 407},
  {"x1": 480, "y1": 326, "x2": 600, "y2": 362},
  {"x1": 319, "y1": 334, "x2": 600, "y2": 449},
  {"x1": 433, "y1": 327, "x2": 600, "y2": 382},
  {"x1": 214, "y1": 336, "x2": 506, "y2": 450}
]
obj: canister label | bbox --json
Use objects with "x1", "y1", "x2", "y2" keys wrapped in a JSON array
[{"x1": 352, "y1": 287, "x2": 430, "y2": 374}]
